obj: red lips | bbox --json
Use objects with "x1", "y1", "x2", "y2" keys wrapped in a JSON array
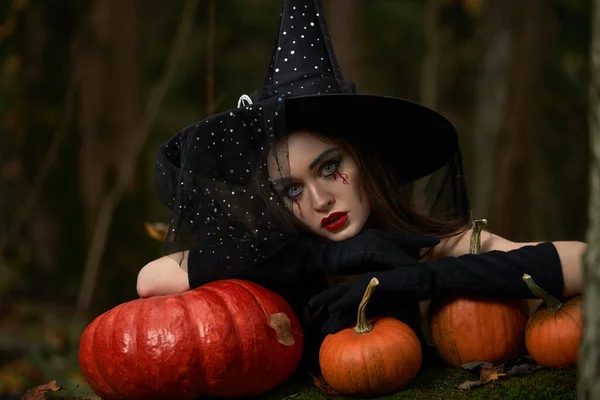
[{"x1": 321, "y1": 212, "x2": 349, "y2": 232}]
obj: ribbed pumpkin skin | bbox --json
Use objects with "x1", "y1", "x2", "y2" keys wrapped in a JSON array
[
  {"x1": 319, "y1": 317, "x2": 422, "y2": 397},
  {"x1": 525, "y1": 296, "x2": 582, "y2": 368},
  {"x1": 429, "y1": 297, "x2": 529, "y2": 367},
  {"x1": 78, "y1": 279, "x2": 303, "y2": 400}
]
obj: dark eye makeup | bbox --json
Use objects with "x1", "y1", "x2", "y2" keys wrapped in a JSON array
[{"x1": 279, "y1": 156, "x2": 343, "y2": 199}]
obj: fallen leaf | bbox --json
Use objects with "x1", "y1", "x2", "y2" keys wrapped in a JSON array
[
  {"x1": 480, "y1": 365, "x2": 507, "y2": 383},
  {"x1": 458, "y1": 364, "x2": 507, "y2": 390},
  {"x1": 144, "y1": 222, "x2": 168, "y2": 241},
  {"x1": 310, "y1": 374, "x2": 340, "y2": 396},
  {"x1": 458, "y1": 356, "x2": 544, "y2": 391},
  {"x1": 268, "y1": 312, "x2": 295, "y2": 346},
  {"x1": 20, "y1": 380, "x2": 63, "y2": 400}
]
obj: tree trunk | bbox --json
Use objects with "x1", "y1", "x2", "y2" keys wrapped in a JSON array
[
  {"x1": 488, "y1": 0, "x2": 548, "y2": 241},
  {"x1": 578, "y1": 0, "x2": 600, "y2": 396},
  {"x1": 326, "y1": 0, "x2": 361, "y2": 86},
  {"x1": 76, "y1": 0, "x2": 140, "y2": 233},
  {"x1": 420, "y1": 0, "x2": 442, "y2": 111},
  {"x1": 471, "y1": 0, "x2": 515, "y2": 219}
]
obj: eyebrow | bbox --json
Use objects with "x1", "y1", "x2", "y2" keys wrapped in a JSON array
[
  {"x1": 270, "y1": 146, "x2": 341, "y2": 187},
  {"x1": 309, "y1": 147, "x2": 340, "y2": 170}
]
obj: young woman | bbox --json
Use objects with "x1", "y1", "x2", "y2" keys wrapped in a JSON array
[
  {"x1": 138, "y1": 0, "x2": 586, "y2": 365},
  {"x1": 138, "y1": 128, "x2": 585, "y2": 326}
]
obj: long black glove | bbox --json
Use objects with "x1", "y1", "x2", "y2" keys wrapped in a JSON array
[
  {"x1": 307, "y1": 229, "x2": 440, "y2": 275},
  {"x1": 187, "y1": 229, "x2": 440, "y2": 289},
  {"x1": 308, "y1": 242, "x2": 565, "y2": 335}
]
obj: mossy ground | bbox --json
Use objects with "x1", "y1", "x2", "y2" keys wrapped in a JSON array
[
  {"x1": 255, "y1": 352, "x2": 577, "y2": 400},
  {"x1": 37, "y1": 350, "x2": 577, "y2": 400}
]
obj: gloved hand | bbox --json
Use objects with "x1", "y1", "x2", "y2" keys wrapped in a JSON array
[
  {"x1": 308, "y1": 242, "x2": 565, "y2": 335},
  {"x1": 309, "y1": 228, "x2": 440, "y2": 275}
]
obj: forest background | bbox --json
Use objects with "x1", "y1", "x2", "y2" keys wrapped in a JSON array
[{"x1": 0, "y1": 0, "x2": 591, "y2": 396}]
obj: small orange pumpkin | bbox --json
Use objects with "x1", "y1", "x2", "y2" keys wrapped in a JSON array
[
  {"x1": 429, "y1": 219, "x2": 529, "y2": 367},
  {"x1": 319, "y1": 278, "x2": 422, "y2": 397},
  {"x1": 522, "y1": 273, "x2": 583, "y2": 368}
]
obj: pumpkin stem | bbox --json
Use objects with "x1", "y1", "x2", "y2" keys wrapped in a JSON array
[
  {"x1": 522, "y1": 273, "x2": 563, "y2": 311},
  {"x1": 469, "y1": 219, "x2": 487, "y2": 255},
  {"x1": 353, "y1": 277, "x2": 379, "y2": 334}
]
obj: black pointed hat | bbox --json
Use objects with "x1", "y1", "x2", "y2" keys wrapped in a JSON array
[
  {"x1": 254, "y1": 0, "x2": 356, "y2": 100},
  {"x1": 241, "y1": 0, "x2": 459, "y2": 182},
  {"x1": 153, "y1": 0, "x2": 469, "y2": 282}
]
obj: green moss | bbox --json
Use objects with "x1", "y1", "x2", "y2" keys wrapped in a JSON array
[{"x1": 254, "y1": 355, "x2": 577, "y2": 400}]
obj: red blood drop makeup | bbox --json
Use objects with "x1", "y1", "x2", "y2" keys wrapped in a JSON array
[
  {"x1": 333, "y1": 171, "x2": 349, "y2": 185},
  {"x1": 294, "y1": 199, "x2": 304, "y2": 218}
]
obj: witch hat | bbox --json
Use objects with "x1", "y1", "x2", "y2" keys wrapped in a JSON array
[{"x1": 235, "y1": 0, "x2": 459, "y2": 183}]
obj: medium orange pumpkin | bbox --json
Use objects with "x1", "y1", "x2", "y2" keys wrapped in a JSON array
[
  {"x1": 522, "y1": 273, "x2": 583, "y2": 368},
  {"x1": 79, "y1": 279, "x2": 303, "y2": 400},
  {"x1": 319, "y1": 278, "x2": 422, "y2": 397},
  {"x1": 428, "y1": 219, "x2": 529, "y2": 367}
]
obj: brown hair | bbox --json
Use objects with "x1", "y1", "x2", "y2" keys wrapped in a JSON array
[
  {"x1": 256, "y1": 132, "x2": 470, "y2": 246},
  {"x1": 346, "y1": 142, "x2": 470, "y2": 239}
]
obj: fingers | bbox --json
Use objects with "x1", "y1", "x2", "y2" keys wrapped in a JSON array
[
  {"x1": 308, "y1": 284, "x2": 346, "y2": 310},
  {"x1": 322, "y1": 312, "x2": 356, "y2": 335},
  {"x1": 327, "y1": 296, "x2": 358, "y2": 315}
]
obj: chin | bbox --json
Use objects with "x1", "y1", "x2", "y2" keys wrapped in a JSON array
[{"x1": 321, "y1": 223, "x2": 362, "y2": 241}]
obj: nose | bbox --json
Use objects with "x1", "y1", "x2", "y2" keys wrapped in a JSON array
[{"x1": 308, "y1": 183, "x2": 334, "y2": 212}]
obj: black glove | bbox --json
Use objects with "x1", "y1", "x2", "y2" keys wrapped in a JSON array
[
  {"x1": 308, "y1": 242, "x2": 565, "y2": 335},
  {"x1": 312, "y1": 229, "x2": 440, "y2": 275},
  {"x1": 188, "y1": 228, "x2": 440, "y2": 288}
]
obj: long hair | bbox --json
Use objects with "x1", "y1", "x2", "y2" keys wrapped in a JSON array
[{"x1": 349, "y1": 143, "x2": 470, "y2": 238}]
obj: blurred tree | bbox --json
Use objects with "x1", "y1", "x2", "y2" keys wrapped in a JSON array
[
  {"x1": 76, "y1": 0, "x2": 200, "y2": 312},
  {"x1": 326, "y1": 0, "x2": 362, "y2": 87},
  {"x1": 471, "y1": 0, "x2": 515, "y2": 219},
  {"x1": 420, "y1": 0, "x2": 442, "y2": 110},
  {"x1": 74, "y1": 0, "x2": 140, "y2": 312},
  {"x1": 76, "y1": 0, "x2": 140, "y2": 233},
  {"x1": 578, "y1": 0, "x2": 600, "y2": 396},
  {"x1": 489, "y1": 0, "x2": 550, "y2": 241},
  {"x1": 544, "y1": 0, "x2": 590, "y2": 241},
  {"x1": 0, "y1": 0, "x2": 82, "y2": 299}
]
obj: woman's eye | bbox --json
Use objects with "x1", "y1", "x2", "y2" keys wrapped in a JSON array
[
  {"x1": 321, "y1": 161, "x2": 339, "y2": 177},
  {"x1": 286, "y1": 184, "x2": 302, "y2": 198}
]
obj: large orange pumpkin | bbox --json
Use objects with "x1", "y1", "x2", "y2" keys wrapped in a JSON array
[
  {"x1": 79, "y1": 279, "x2": 303, "y2": 400},
  {"x1": 428, "y1": 219, "x2": 529, "y2": 367},
  {"x1": 522, "y1": 273, "x2": 583, "y2": 368},
  {"x1": 319, "y1": 278, "x2": 422, "y2": 397}
]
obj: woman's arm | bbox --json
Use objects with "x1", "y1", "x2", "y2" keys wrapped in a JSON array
[
  {"x1": 136, "y1": 251, "x2": 190, "y2": 298},
  {"x1": 430, "y1": 227, "x2": 586, "y2": 297}
]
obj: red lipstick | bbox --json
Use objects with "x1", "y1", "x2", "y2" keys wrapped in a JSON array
[{"x1": 321, "y1": 212, "x2": 349, "y2": 232}]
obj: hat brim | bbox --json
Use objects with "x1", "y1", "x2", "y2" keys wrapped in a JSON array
[{"x1": 284, "y1": 93, "x2": 459, "y2": 183}]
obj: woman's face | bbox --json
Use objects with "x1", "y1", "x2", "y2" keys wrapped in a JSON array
[{"x1": 267, "y1": 131, "x2": 371, "y2": 241}]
